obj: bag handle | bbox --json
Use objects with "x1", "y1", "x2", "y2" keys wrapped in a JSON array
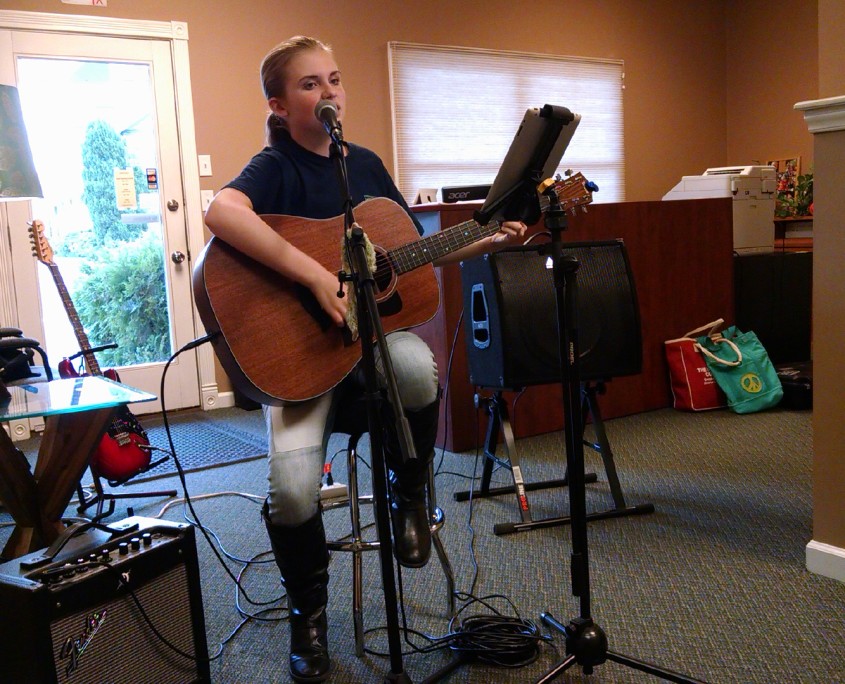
[
  {"x1": 683, "y1": 318, "x2": 724, "y2": 339},
  {"x1": 696, "y1": 336, "x2": 742, "y2": 367}
]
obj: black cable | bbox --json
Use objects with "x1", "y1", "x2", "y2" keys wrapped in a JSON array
[
  {"x1": 157, "y1": 334, "x2": 279, "y2": 606},
  {"x1": 359, "y1": 591, "x2": 549, "y2": 665},
  {"x1": 434, "y1": 307, "x2": 464, "y2": 477},
  {"x1": 117, "y1": 333, "x2": 289, "y2": 663}
]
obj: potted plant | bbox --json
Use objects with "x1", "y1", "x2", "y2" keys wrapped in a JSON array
[{"x1": 775, "y1": 168, "x2": 813, "y2": 218}]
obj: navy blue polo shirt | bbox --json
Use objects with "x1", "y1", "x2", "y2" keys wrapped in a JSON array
[{"x1": 226, "y1": 131, "x2": 423, "y2": 236}]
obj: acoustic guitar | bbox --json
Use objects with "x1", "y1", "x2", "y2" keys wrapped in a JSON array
[
  {"x1": 193, "y1": 173, "x2": 594, "y2": 405},
  {"x1": 28, "y1": 220, "x2": 151, "y2": 482}
]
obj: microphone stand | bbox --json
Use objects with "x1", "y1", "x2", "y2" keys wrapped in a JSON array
[{"x1": 327, "y1": 130, "x2": 416, "y2": 683}]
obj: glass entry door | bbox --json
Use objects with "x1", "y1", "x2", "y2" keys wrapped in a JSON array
[{"x1": 2, "y1": 30, "x2": 200, "y2": 414}]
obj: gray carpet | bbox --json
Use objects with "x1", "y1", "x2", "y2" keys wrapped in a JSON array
[
  {"x1": 3, "y1": 404, "x2": 843, "y2": 683},
  {"x1": 131, "y1": 407, "x2": 267, "y2": 481},
  {"x1": 12, "y1": 406, "x2": 267, "y2": 483}
]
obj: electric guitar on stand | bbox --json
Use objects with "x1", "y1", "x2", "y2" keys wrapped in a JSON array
[{"x1": 28, "y1": 220, "x2": 152, "y2": 481}]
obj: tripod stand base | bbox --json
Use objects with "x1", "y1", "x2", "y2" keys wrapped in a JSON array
[{"x1": 537, "y1": 613, "x2": 707, "y2": 684}]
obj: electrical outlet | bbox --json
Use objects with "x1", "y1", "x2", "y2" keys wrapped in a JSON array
[{"x1": 201, "y1": 190, "x2": 214, "y2": 212}]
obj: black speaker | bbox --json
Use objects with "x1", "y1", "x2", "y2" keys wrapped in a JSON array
[
  {"x1": 0, "y1": 517, "x2": 209, "y2": 684},
  {"x1": 734, "y1": 251, "x2": 812, "y2": 364},
  {"x1": 461, "y1": 240, "x2": 642, "y2": 389}
]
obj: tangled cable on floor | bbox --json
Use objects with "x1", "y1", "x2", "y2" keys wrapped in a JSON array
[{"x1": 447, "y1": 605, "x2": 547, "y2": 668}]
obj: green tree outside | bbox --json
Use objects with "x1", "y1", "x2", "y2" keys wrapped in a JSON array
[
  {"x1": 69, "y1": 119, "x2": 169, "y2": 366},
  {"x1": 80, "y1": 119, "x2": 146, "y2": 245}
]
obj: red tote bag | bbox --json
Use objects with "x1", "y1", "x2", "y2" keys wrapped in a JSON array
[{"x1": 664, "y1": 319, "x2": 728, "y2": 411}]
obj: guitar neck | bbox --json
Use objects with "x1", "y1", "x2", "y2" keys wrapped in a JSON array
[
  {"x1": 386, "y1": 177, "x2": 589, "y2": 274},
  {"x1": 389, "y1": 216, "x2": 503, "y2": 274},
  {"x1": 47, "y1": 262, "x2": 102, "y2": 376}
]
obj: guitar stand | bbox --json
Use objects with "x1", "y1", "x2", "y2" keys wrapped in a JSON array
[
  {"x1": 76, "y1": 457, "x2": 177, "y2": 523},
  {"x1": 454, "y1": 384, "x2": 653, "y2": 536}
]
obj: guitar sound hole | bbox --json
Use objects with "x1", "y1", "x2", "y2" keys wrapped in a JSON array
[{"x1": 373, "y1": 248, "x2": 395, "y2": 297}]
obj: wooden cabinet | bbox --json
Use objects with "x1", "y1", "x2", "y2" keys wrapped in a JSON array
[{"x1": 412, "y1": 198, "x2": 735, "y2": 453}]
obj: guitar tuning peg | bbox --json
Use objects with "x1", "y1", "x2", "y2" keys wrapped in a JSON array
[
  {"x1": 581, "y1": 206, "x2": 589, "y2": 213},
  {"x1": 564, "y1": 168, "x2": 573, "y2": 177}
]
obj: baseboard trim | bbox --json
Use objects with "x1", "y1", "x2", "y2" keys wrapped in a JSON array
[
  {"x1": 806, "y1": 540, "x2": 845, "y2": 583},
  {"x1": 212, "y1": 391, "x2": 236, "y2": 409}
]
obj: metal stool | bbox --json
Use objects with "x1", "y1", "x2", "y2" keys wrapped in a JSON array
[{"x1": 322, "y1": 409, "x2": 456, "y2": 657}]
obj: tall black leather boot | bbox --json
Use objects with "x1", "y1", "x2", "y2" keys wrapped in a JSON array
[
  {"x1": 385, "y1": 396, "x2": 440, "y2": 568},
  {"x1": 262, "y1": 503, "x2": 331, "y2": 683}
]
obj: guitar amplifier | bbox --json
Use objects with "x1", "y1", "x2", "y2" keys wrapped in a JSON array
[{"x1": 0, "y1": 517, "x2": 209, "y2": 684}]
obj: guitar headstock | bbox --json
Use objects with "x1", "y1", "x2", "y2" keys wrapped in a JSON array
[
  {"x1": 540, "y1": 172, "x2": 598, "y2": 214},
  {"x1": 28, "y1": 219, "x2": 55, "y2": 266}
]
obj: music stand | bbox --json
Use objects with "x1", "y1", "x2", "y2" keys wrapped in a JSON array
[
  {"x1": 456, "y1": 105, "x2": 592, "y2": 523},
  {"x1": 474, "y1": 104, "x2": 580, "y2": 227},
  {"x1": 475, "y1": 105, "x2": 703, "y2": 682}
]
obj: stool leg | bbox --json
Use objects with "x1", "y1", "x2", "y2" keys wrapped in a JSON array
[
  {"x1": 431, "y1": 531, "x2": 456, "y2": 617},
  {"x1": 346, "y1": 436, "x2": 366, "y2": 657},
  {"x1": 428, "y1": 461, "x2": 456, "y2": 617}
]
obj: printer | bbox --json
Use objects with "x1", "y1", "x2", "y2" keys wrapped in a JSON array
[{"x1": 662, "y1": 165, "x2": 777, "y2": 253}]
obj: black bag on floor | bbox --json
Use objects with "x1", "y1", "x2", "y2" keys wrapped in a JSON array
[{"x1": 775, "y1": 361, "x2": 813, "y2": 410}]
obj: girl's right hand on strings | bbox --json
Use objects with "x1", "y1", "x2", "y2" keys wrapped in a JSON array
[{"x1": 310, "y1": 267, "x2": 348, "y2": 327}]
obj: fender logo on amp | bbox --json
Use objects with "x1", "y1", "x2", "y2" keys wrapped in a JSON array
[{"x1": 58, "y1": 609, "x2": 107, "y2": 677}]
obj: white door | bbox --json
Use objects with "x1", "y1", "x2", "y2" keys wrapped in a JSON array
[{"x1": 1, "y1": 27, "x2": 200, "y2": 415}]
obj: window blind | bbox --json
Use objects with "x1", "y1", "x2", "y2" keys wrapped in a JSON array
[{"x1": 388, "y1": 42, "x2": 625, "y2": 204}]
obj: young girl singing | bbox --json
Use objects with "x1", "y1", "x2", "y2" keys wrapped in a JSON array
[{"x1": 204, "y1": 36, "x2": 525, "y2": 682}]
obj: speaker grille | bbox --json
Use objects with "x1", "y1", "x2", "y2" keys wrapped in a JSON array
[
  {"x1": 463, "y1": 241, "x2": 642, "y2": 389},
  {"x1": 48, "y1": 564, "x2": 201, "y2": 684}
]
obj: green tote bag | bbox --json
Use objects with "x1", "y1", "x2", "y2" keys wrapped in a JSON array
[{"x1": 696, "y1": 326, "x2": 784, "y2": 414}]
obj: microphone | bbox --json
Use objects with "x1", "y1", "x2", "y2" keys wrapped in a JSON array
[{"x1": 314, "y1": 99, "x2": 343, "y2": 142}]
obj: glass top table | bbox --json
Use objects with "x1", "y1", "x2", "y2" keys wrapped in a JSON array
[{"x1": 0, "y1": 375, "x2": 155, "y2": 422}]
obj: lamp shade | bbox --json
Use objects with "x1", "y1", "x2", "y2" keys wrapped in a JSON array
[{"x1": 0, "y1": 84, "x2": 43, "y2": 200}]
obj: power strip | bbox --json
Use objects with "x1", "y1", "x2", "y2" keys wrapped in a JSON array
[{"x1": 320, "y1": 482, "x2": 348, "y2": 501}]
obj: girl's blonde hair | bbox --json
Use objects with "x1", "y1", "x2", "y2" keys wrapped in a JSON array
[{"x1": 260, "y1": 36, "x2": 333, "y2": 145}]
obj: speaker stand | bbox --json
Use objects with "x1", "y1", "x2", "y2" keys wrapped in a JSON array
[
  {"x1": 454, "y1": 385, "x2": 653, "y2": 536},
  {"x1": 453, "y1": 391, "x2": 598, "y2": 529}
]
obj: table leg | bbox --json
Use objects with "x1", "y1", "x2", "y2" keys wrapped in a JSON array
[
  {"x1": 0, "y1": 427, "x2": 40, "y2": 559},
  {"x1": 2, "y1": 407, "x2": 115, "y2": 558}
]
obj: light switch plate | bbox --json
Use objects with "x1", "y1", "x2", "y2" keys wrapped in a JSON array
[
  {"x1": 201, "y1": 190, "x2": 214, "y2": 211},
  {"x1": 198, "y1": 155, "x2": 212, "y2": 177}
]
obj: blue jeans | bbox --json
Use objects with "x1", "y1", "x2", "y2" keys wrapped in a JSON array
[{"x1": 264, "y1": 331, "x2": 439, "y2": 526}]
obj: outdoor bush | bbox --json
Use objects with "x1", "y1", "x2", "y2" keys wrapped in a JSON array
[{"x1": 73, "y1": 229, "x2": 170, "y2": 366}]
